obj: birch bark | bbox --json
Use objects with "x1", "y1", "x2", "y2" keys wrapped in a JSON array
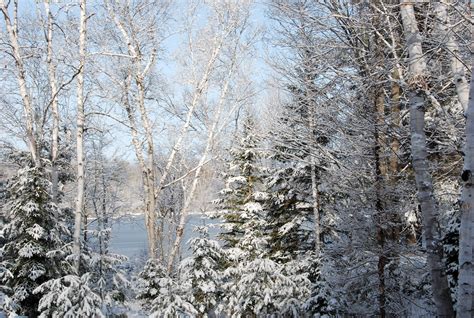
[
  {"x1": 0, "y1": 0, "x2": 40, "y2": 166},
  {"x1": 105, "y1": 2, "x2": 161, "y2": 258},
  {"x1": 400, "y1": 1, "x2": 454, "y2": 315},
  {"x1": 73, "y1": 0, "x2": 87, "y2": 273},
  {"x1": 167, "y1": 51, "x2": 238, "y2": 273},
  {"x1": 458, "y1": 58, "x2": 474, "y2": 318},
  {"x1": 44, "y1": 2, "x2": 60, "y2": 203},
  {"x1": 433, "y1": 0, "x2": 469, "y2": 113}
]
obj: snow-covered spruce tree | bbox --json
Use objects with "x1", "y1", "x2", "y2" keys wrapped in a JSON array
[
  {"x1": 223, "y1": 256, "x2": 310, "y2": 317},
  {"x1": 149, "y1": 276, "x2": 197, "y2": 318},
  {"x1": 264, "y1": 158, "x2": 315, "y2": 261},
  {"x1": 88, "y1": 248, "x2": 129, "y2": 315},
  {"x1": 33, "y1": 273, "x2": 103, "y2": 318},
  {"x1": 0, "y1": 163, "x2": 71, "y2": 317},
  {"x1": 179, "y1": 226, "x2": 225, "y2": 317},
  {"x1": 213, "y1": 116, "x2": 267, "y2": 248},
  {"x1": 136, "y1": 258, "x2": 169, "y2": 310},
  {"x1": 442, "y1": 209, "x2": 459, "y2": 306},
  {"x1": 136, "y1": 259, "x2": 196, "y2": 317},
  {"x1": 262, "y1": 65, "x2": 334, "y2": 316},
  {"x1": 220, "y1": 191, "x2": 310, "y2": 317},
  {"x1": 300, "y1": 251, "x2": 335, "y2": 316}
]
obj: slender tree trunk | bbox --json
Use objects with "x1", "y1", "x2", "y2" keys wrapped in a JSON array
[
  {"x1": 120, "y1": 70, "x2": 157, "y2": 258},
  {"x1": 373, "y1": 88, "x2": 388, "y2": 318},
  {"x1": 155, "y1": 39, "x2": 225, "y2": 198},
  {"x1": 400, "y1": 2, "x2": 454, "y2": 315},
  {"x1": 44, "y1": 2, "x2": 60, "y2": 203},
  {"x1": 389, "y1": 68, "x2": 401, "y2": 178},
  {"x1": 307, "y1": 87, "x2": 321, "y2": 253},
  {"x1": 136, "y1": 75, "x2": 158, "y2": 260},
  {"x1": 458, "y1": 60, "x2": 474, "y2": 318},
  {"x1": 433, "y1": 0, "x2": 469, "y2": 113},
  {"x1": 167, "y1": 57, "x2": 236, "y2": 272},
  {"x1": 73, "y1": 0, "x2": 87, "y2": 273},
  {"x1": 310, "y1": 163, "x2": 320, "y2": 251},
  {"x1": 0, "y1": 1, "x2": 40, "y2": 166}
]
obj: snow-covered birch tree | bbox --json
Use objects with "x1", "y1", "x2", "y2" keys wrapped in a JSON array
[
  {"x1": 458, "y1": 47, "x2": 474, "y2": 318},
  {"x1": 73, "y1": 0, "x2": 88, "y2": 274},
  {"x1": 166, "y1": 0, "x2": 258, "y2": 271},
  {"x1": 400, "y1": 1, "x2": 454, "y2": 315}
]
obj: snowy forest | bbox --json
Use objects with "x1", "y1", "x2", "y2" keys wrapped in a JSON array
[{"x1": 0, "y1": 0, "x2": 472, "y2": 317}]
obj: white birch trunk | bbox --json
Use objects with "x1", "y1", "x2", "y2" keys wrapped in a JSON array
[
  {"x1": 136, "y1": 75, "x2": 158, "y2": 260},
  {"x1": 155, "y1": 39, "x2": 225, "y2": 197},
  {"x1": 167, "y1": 57, "x2": 236, "y2": 272},
  {"x1": 433, "y1": 1, "x2": 469, "y2": 113},
  {"x1": 44, "y1": 2, "x2": 60, "y2": 203},
  {"x1": 0, "y1": 1, "x2": 40, "y2": 166},
  {"x1": 73, "y1": 0, "x2": 87, "y2": 273},
  {"x1": 310, "y1": 163, "x2": 320, "y2": 252},
  {"x1": 400, "y1": 2, "x2": 454, "y2": 315},
  {"x1": 107, "y1": 4, "x2": 160, "y2": 259},
  {"x1": 458, "y1": 60, "x2": 474, "y2": 318},
  {"x1": 308, "y1": 99, "x2": 320, "y2": 252}
]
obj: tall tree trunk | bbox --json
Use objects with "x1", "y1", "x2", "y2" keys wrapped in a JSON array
[
  {"x1": 136, "y1": 75, "x2": 158, "y2": 260},
  {"x1": 167, "y1": 55, "x2": 236, "y2": 272},
  {"x1": 373, "y1": 88, "x2": 388, "y2": 318},
  {"x1": 0, "y1": 0, "x2": 40, "y2": 166},
  {"x1": 458, "y1": 60, "x2": 474, "y2": 318},
  {"x1": 389, "y1": 68, "x2": 401, "y2": 178},
  {"x1": 44, "y1": 2, "x2": 60, "y2": 203},
  {"x1": 400, "y1": 2, "x2": 454, "y2": 315},
  {"x1": 307, "y1": 84, "x2": 321, "y2": 253},
  {"x1": 433, "y1": 0, "x2": 469, "y2": 113},
  {"x1": 73, "y1": 0, "x2": 87, "y2": 273},
  {"x1": 121, "y1": 73, "x2": 158, "y2": 259}
]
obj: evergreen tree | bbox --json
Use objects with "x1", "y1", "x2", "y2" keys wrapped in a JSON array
[
  {"x1": 222, "y1": 239, "x2": 310, "y2": 317},
  {"x1": 136, "y1": 259, "x2": 196, "y2": 317},
  {"x1": 179, "y1": 226, "x2": 224, "y2": 317},
  {"x1": 136, "y1": 259, "x2": 168, "y2": 310},
  {"x1": 265, "y1": 84, "x2": 330, "y2": 262},
  {"x1": 213, "y1": 116, "x2": 267, "y2": 248},
  {"x1": 0, "y1": 164, "x2": 71, "y2": 316},
  {"x1": 300, "y1": 251, "x2": 335, "y2": 316},
  {"x1": 442, "y1": 209, "x2": 459, "y2": 305},
  {"x1": 149, "y1": 276, "x2": 197, "y2": 318},
  {"x1": 264, "y1": 162, "x2": 315, "y2": 261},
  {"x1": 34, "y1": 273, "x2": 104, "y2": 318},
  {"x1": 220, "y1": 188, "x2": 310, "y2": 317}
]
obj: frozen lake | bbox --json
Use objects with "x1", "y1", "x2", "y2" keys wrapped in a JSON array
[{"x1": 108, "y1": 214, "x2": 220, "y2": 259}]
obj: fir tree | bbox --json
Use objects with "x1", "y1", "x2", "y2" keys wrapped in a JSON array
[
  {"x1": 180, "y1": 226, "x2": 224, "y2": 317},
  {"x1": 300, "y1": 251, "x2": 334, "y2": 316},
  {"x1": 220, "y1": 190, "x2": 310, "y2": 317},
  {"x1": 265, "y1": 88, "x2": 329, "y2": 262},
  {"x1": 222, "y1": 249, "x2": 310, "y2": 317},
  {"x1": 0, "y1": 164, "x2": 71, "y2": 316},
  {"x1": 136, "y1": 259, "x2": 168, "y2": 310},
  {"x1": 34, "y1": 273, "x2": 104, "y2": 318},
  {"x1": 136, "y1": 259, "x2": 196, "y2": 317},
  {"x1": 264, "y1": 162, "x2": 315, "y2": 261},
  {"x1": 213, "y1": 116, "x2": 267, "y2": 249}
]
